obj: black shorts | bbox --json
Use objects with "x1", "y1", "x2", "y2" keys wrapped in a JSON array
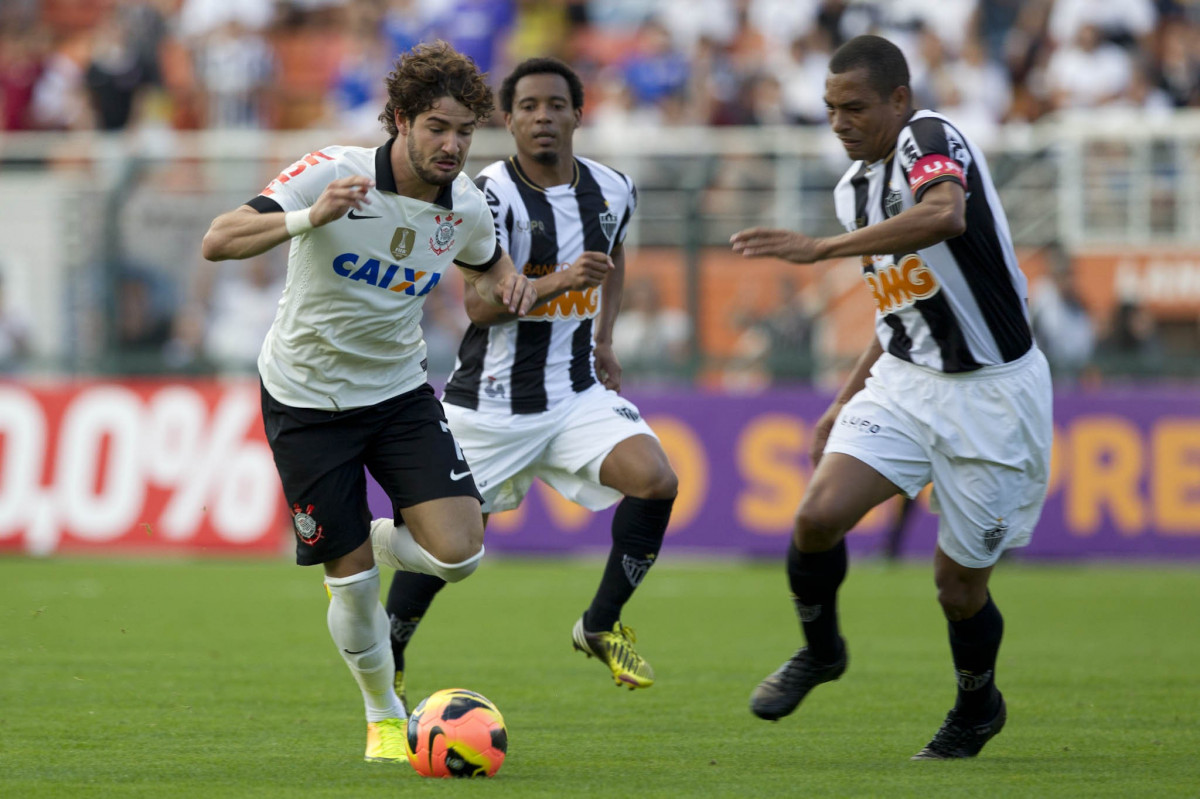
[{"x1": 261, "y1": 382, "x2": 482, "y2": 566}]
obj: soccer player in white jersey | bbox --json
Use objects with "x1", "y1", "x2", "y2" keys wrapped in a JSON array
[
  {"x1": 200, "y1": 41, "x2": 536, "y2": 764},
  {"x1": 732, "y1": 35, "x2": 1052, "y2": 760},
  {"x1": 371, "y1": 57, "x2": 678, "y2": 694}
]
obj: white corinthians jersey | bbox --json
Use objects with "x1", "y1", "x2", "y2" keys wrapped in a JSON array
[
  {"x1": 444, "y1": 156, "x2": 635, "y2": 414},
  {"x1": 248, "y1": 139, "x2": 500, "y2": 410},
  {"x1": 834, "y1": 110, "x2": 1033, "y2": 372}
]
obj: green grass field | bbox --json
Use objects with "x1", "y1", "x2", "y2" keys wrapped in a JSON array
[{"x1": 2, "y1": 556, "x2": 1197, "y2": 798}]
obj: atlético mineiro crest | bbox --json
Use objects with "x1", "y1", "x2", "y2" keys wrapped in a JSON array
[
  {"x1": 793, "y1": 596, "x2": 822, "y2": 622},
  {"x1": 292, "y1": 502, "x2": 324, "y2": 545},
  {"x1": 430, "y1": 213, "x2": 463, "y2": 255},
  {"x1": 621, "y1": 554, "x2": 655, "y2": 587},
  {"x1": 599, "y1": 206, "x2": 619, "y2": 243},
  {"x1": 885, "y1": 185, "x2": 903, "y2": 218},
  {"x1": 390, "y1": 616, "x2": 420, "y2": 644},
  {"x1": 982, "y1": 519, "x2": 1008, "y2": 554},
  {"x1": 613, "y1": 406, "x2": 640, "y2": 422},
  {"x1": 956, "y1": 669, "x2": 994, "y2": 691}
]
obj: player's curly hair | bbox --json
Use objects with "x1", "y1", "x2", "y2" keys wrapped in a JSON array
[{"x1": 379, "y1": 40, "x2": 495, "y2": 136}]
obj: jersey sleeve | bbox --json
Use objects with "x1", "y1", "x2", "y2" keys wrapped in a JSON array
[
  {"x1": 614, "y1": 175, "x2": 637, "y2": 246},
  {"x1": 473, "y1": 174, "x2": 511, "y2": 252},
  {"x1": 453, "y1": 180, "x2": 502, "y2": 271},
  {"x1": 249, "y1": 148, "x2": 342, "y2": 213},
  {"x1": 897, "y1": 117, "x2": 970, "y2": 201}
]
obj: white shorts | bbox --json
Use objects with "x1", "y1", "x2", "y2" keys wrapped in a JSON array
[
  {"x1": 442, "y1": 383, "x2": 659, "y2": 513},
  {"x1": 824, "y1": 347, "x2": 1053, "y2": 568}
]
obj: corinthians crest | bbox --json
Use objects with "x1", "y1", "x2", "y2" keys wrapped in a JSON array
[
  {"x1": 390, "y1": 227, "x2": 415, "y2": 260},
  {"x1": 291, "y1": 502, "x2": 324, "y2": 545},
  {"x1": 429, "y1": 213, "x2": 463, "y2": 255}
]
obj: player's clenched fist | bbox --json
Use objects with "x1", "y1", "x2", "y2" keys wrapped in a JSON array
[
  {"x1": 564, "y1": 251, "x2": 614, "y2": 290},
  {"x1": 310, "y1": 176, "x2": 376, "y2": 227},
  {"x1": 497, "y1": 272, "x2": 538, "y2": 316}
]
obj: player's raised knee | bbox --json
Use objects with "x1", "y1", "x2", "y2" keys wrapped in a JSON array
[
  {"x1": 416, "y1": 533, "x2": 483, "y2": 581},
  {"x1": 432, "y1": 544, "x2": 484, "y2": 583},
  {"x1": 644, "y1": 467, "x2": 679, "y2": 500}
]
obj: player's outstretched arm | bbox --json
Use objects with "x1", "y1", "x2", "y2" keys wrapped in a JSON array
[
  {"x1": 730, "y1": 227, "x2": 830, "y2": 264},
  {"x1": 201, "y1": 206, "x2": 292, "y2": 262},
  {"x1": 731, "y1": 181, "x2": 966, "y2": 265},
  {"x1": 201, "y1": 176, "x2": 375, "y2": 261},
  {"x1": 459, "y1": 251, "x2": 538, "y2": 318}
]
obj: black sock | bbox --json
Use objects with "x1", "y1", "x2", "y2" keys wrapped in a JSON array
[
  {"x1": 385, "y1": 571, "x2": 447, "y2": 671},
  {"x1": 787, "y1": 539, "x2": 847, "y2": 662},
  {"x1": 584, "y1": 496, "x2": 674, "y2": 631},
  {"x1": 947, "y1": 594, "x2": 1004, "y2": 721}
]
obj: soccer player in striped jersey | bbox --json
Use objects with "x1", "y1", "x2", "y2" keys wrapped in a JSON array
[
  {"x1": 372, "y1": 57, "x2": 678, "y2": 693},
  {"x1": 732, "y1": 35, "x2": 1052, "y2": 760},
  {"x1": 202, "y1": 42, "x2": 536, "y2": 764}
]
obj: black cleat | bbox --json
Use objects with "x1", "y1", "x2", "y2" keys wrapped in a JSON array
[
  {"x1": 911, "y1": 697, "x2": 1007, "y2": 760},
  {"x1": 749, "y1": 641, "x2": 848, "y2": 721},
  {"x1": 394, "y1": 669, "x2": 408, "y2": 712}
]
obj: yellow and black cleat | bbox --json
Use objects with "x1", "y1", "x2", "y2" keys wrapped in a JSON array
[{"x1": 571, "y1": 617, "x2": 655, "y2": 690}]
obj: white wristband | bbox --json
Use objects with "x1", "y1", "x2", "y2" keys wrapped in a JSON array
[{"x1": 284, "y1": 208, "x2": 314, "y2": 237}]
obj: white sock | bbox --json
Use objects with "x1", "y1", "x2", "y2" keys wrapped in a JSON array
[
  {"x1": 324, "y1": 566, "x2": 406, "y2": 721},
  {"x1": 369, "y1": 518, "x2": 484, "y2": 583}
]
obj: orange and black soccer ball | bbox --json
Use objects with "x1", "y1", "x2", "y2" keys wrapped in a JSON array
[{"x1": 405, "y1": 688, "x2": 508, "y2": 778}]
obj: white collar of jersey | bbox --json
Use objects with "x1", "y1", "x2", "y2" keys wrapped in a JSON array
[{"x1": 375, "y1": 137, "x2": 455, "y2": 210}]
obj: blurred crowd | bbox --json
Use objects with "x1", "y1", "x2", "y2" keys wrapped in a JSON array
[
  {"x1": 2, "y1": 0, "x2": 1197, "y2": 386},
  {"x1": 2, "y1": 0, "x2": 1200, "y2": 145}
]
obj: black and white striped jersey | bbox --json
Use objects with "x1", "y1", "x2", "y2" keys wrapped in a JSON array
[
  {"x1": 833, "y1": 109, "x2": 1033, "y2": 372},
  {"x1": 443, "y1": 156, "x2": 636, "y2": 414}
]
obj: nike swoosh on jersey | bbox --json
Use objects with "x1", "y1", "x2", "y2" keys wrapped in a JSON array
[
  {"x1": 449, "y1": 470, "x2": 472, "y2": 481},
  {"x1": 347, "y1": 210, "x2": 381, "y2": 220}
]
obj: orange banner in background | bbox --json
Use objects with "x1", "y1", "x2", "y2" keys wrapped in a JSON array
[{"x1": 1070, "y1": 249, "x2": 1200, "y2": 319}]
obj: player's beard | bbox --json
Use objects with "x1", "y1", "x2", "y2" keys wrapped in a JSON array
[
  {"x1": 407, "y1": 136, "x2": 460, "y2": 186},
  {"x1": 531, "y1": 149, "x2": 559, "y2": 167}
]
